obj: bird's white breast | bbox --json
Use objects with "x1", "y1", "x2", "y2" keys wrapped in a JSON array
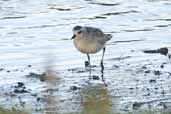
[{"x1": 74, "y1": 38, "x2": 104, "y2": 54}]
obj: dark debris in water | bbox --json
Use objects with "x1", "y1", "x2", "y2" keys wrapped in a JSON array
[
  {"x1": 112, "y1": 65, "x2": 120, "y2": 69},
  {"x1": 160, "y1": 64, "x2": 164, "y2": 68},
  {"x1": 132, "y1": 97, "x2": 171, "y2": 111},
  {"x1": 92, "y1": 75, "x2": 100, "y2": 80},
  {"x1": 26, "y1": 72, "x2": 41, "y2": 78},
  {"x1": 144, "y1": 70, "x2": 151, "y2": 74},
  {"x1": 144, "y1": 47, "x2": 168, "y2": 55},
  {"x1": 13, "y1": 82, "x2": 30, "y2": 94},
  {"x1": 143, "y1": 47, "x2": 171, "y2": 59},
  {"x1": 149, "y1": 79, "x2": 156, "y2": 83},
  {"x1": 132, "y1": 102, "x2": 143, "y2": 110},
  {"x1": 70, "y1": 85, "x2": 79, "y2": 91},
  {"x1": 144, "y1": 69, "x2": 163, "y2": 76},
  {"x1": 17, "y1": 82, "x2": 24, "y2": 88},
  {"x1": 7, "y1": 70, "x2": 10, "y2": 73},
  {"x1": 0, "y1": 68, "x2": 4, "y2": 71},
  {"x1": 153, "y1": 70, "x2": 162, "y2": 76},
  {"x1": 14, "y1": 89, "x2": 29, "y2": 94},
  {"x1": 27, "y1": 65, "x2": 32, "y2": 67}
]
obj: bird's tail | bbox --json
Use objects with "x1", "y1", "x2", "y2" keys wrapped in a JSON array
[{"x1": 106, "y1": 34, "x2": 112, "y2": 41}]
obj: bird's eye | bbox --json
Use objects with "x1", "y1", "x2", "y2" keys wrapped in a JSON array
[{"x1": 78, "y1": 30, "x2": 82, "y2": 34}]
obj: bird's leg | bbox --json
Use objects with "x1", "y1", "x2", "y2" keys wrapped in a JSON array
[
  {"x1": 101, "y1": 65, "x2": 107, "y2": 86},
  {"x1": 85, "y1": 54, "x2": 90, "y2": 67},
  {"x1": 85, "y1": 54, "x2": 91, "y2": 78},
  {"x1": 100, "y1": 47, "x2": 105, "y2": 70}
]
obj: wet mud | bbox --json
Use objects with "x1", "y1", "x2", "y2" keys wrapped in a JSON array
[{"x1": 0, "y1": 0, "x2": 171, "y2": 114}]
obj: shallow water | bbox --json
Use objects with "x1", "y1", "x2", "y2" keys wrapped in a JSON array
[{"x1": 0, "y1": 0, "x2": 171, "y2": 113}]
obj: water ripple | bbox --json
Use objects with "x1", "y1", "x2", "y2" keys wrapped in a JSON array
[
  {"x1": 101, "y1": 10, "x2": 140, "y2": 16},
  {"x1": 112, "y1": 39, "x2": 145, "y2": 44},
  {"x1": 122, "y1": 28, "x2": 155, "y2": 32},
  {"x1": 0, "y1": 16, "x2": 26, "y2": 20},
  {"x1": 48, "y1": 4, "x2": 83, "y2": 11},
  {"x1": 27, "y1": 24, "x2": 59, "y2": 29},
  {"x1": 155, "y1": 24, "x2": 171, "y2": 28},
  {"x1": 81, "y1": 10, "x2": 141, "y2": 20},
  {"x1": 89, "y1": 2, "x2": 121, "y2": 6},
  {"x1": 80, "y1": 16, "x2": 106, "y2": 20},
  {"x1": 146, "y1": 18, "x2": 171, "y2": 22}
]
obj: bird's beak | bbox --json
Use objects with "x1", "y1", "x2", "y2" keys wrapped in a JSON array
[{"x1": 71, "y1": 34, "x2": 76, "y2": 40}]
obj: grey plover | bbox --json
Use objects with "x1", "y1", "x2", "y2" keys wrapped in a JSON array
[{"x1": 71, "y1": 25, "x2": 112, "y2": 69}]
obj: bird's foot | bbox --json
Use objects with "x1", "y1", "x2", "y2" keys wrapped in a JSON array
[
  {"x1": 85, "y1": 61, "x2": 90, "y2": 67},
  {"x1": 85, "y1": 61, "x2": 97, "y2": 67}
]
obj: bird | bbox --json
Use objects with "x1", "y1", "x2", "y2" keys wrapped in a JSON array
[{"x1": 71, "y1": 25, "x2": 112, "y2": 69}]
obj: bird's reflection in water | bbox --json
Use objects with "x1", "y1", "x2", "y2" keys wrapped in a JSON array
[
  {"x1": 41, "y1": 70, "x2": 60, "y2": 114},
  {"x1": 87, "y1": 64, "x2": 107, "y2": 86},
  {"x1": 80, "y1": 83, "x2": 112, "y2": 114},
  {"x1": 101, "y1": 65, "x2": 107, "y2": 86}
]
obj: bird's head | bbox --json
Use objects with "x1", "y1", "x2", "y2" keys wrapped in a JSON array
[{"x1": 71, "y1": 25, "x2": 83, "y2": 40}]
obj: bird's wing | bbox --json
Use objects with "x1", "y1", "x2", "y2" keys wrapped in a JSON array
[
  {"x1": 84, "y1": 26, "x2": 112, "y2": 44},
  {"x1": 84, "y1": 27, "x2": 105, "y2": 38}
]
